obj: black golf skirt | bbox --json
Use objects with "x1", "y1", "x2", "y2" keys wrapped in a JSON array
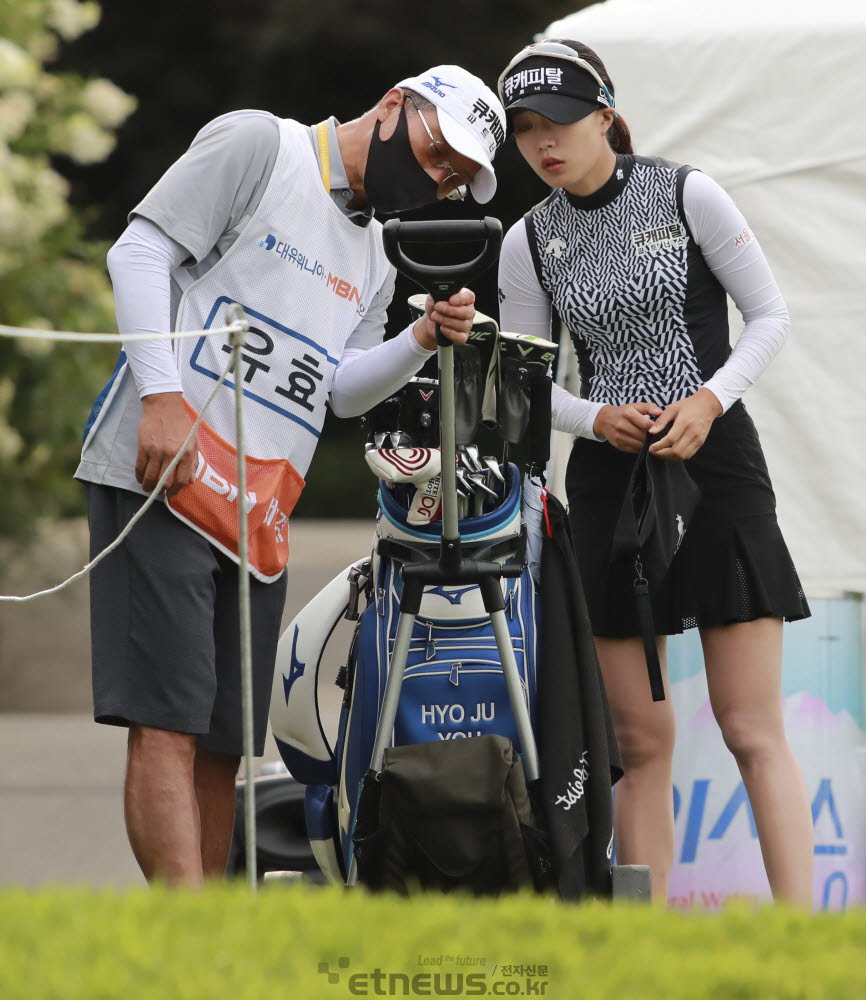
[{"x1": 566, "y1": 400, "x2": 810, "y2": 638}]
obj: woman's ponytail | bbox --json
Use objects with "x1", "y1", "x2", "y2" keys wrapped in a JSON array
[{"x1": 607, "y1": 115, "x2": 633, "y2": 155}]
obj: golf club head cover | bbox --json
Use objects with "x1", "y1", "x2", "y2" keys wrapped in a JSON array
[
  {"x1": 453, "y1": 343, "x2": 483, "y2": 445},
  {"x1": 496, "y1": 331, "x2": 559, "y2": 444},
  {"x1": 407, "y1": 474, "x2": 443, "y2": 525},
  {"x1": 407, "y1": 292, "x2": 428, "y2": 323},
  {"x1": 497, "y1": 355, "x2": 531, "y2": 443},
  {"x1": 481, "y1": 352, "x2": 498, "y2": 429},
  {"x1": 407, "y1": 293, "x2": 500, "y2": 387},
  {"x1": 407, "y1": 293, "x2": 498, "y2": 337},
  {"x1": 498, "y1": 330, "x2": 558, "y2": 369},
  {"x1": 364, "y1": 447, "x2": 441, "y2": 485},
  {"x1": 464, "y1": 307, "x2": 499, "y2": 430}
]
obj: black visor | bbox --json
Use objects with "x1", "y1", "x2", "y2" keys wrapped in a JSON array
[{"x1": 501, "y1": 55, "x2": 612, "y2": 125}]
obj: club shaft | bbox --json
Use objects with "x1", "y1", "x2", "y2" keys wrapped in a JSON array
[{"x1": 438, "y1": 337, "x2": 459, "y2": 540}]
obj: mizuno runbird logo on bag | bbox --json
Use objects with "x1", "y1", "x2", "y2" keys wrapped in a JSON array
[{"x1": 166, "y1": 399, "x2": 304, "y2": 583}]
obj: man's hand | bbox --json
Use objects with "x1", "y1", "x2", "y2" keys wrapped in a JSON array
[
  {"x1": 136, "y1": 392, "x2": 198, "y2": 496},
  {"x1": 412, "y1": 287, "x2": 475, "y2": 350},
  {"x1": 593, "y1": 401, "x2": 664, "y2": 452},
  {"x1": 648, "y1": 388, "x2": 723, "y2": 461}
]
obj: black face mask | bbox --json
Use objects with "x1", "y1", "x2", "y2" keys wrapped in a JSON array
[{"x1": 363, "y1": 103, "x2": 439, "y2": 215}]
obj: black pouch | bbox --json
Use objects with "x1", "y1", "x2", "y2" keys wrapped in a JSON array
[
  {"x1": 398, "y1": 378, "x2": 439, "y2": 447},
  {"x1": 352, "y1": 734, "x2": 552, "y2": 895},
  {"x1": 611, "y1": 431, "x2": 700, "y2": 701},
  {"x1": 360, "y1": 378, "x2": 440, "y2": 448}
]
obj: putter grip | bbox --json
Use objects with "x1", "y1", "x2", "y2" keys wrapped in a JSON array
[{"x1": 381, "y1": 217, "x2": 503, "y2": 300}]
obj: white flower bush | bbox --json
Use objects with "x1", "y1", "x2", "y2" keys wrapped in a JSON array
[
  {"x1": 46, "y1": 0, "x2": 100, "y2": 42},
  {"x1": 81, "y1": 78, "x2": 136, "y2": 129},
  {"x1": 0, "y1": 39, "x2": 40, "y2": 90},
  {"x1": 0, "y1": 377, "x2": 23, "y2": 461},
  {"x1": 0, "y1": 147, "x2": 69, "y2": 253},
  {"x1": 0, "y1": 1, "x2": 137, "y2": 532},
  {"x1": 0, "y1": 0, "x2": 135, "y2": 258},
  {"x1": 0, "y1": 92, "x2": 37, "y2": 143},
  {"x1": 0, "y1": 2, "x2": 135, "y2": 249},
  {"x1": 17, "y1": 325, "x2": 57, "y2": 358},
  {"x1": 51, "y1": 110, "x2": 115, "y2": 163}
]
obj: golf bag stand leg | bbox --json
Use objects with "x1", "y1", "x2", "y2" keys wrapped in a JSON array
[
  {"x1": 363, "y1": 571, "x2": 539, "y2": 784},
  {"x1": 367, "y1": 575, "x2": 425, "y2": 778},
  {"x1": 344, "y1": 575, "x2": 424, "y2": 886},
  {"x1": 478, "y1": 575, "x2": 539, "y2": 780}
]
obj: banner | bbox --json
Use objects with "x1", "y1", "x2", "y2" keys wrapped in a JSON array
[{"x1": 667, "y1": 595, "x2": 865, "y2": 911}]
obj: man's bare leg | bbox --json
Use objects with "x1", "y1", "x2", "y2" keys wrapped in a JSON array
[
  {"x1": 124, "y1": 725, "x2": 203, "y2": 887},
  {"x1": 194, "y1": 749, "x2": 242, "y2": 879}
]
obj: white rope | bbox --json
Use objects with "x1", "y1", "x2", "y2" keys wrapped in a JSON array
[
  {"x1": 0, "y1": 322, "x2": 245, "y2": 603},
  {"x1": 0, "y1": 322, "x2": 243, "y2": 343},
  {"x1": 2, "y1": 306, "x2": 262, "y2": 891}
]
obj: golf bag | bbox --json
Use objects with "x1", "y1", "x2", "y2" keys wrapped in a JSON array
[{"x1": 269, "y1": 457, "x2": 540, "y2": 884}]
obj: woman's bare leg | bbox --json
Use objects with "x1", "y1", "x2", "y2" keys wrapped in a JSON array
[
  {"x1": 596, "y1": 635, "x2": 676, "y2": 903},
  {"x1": 701, "y1": 618, "x2": 813, "y2": 906}
]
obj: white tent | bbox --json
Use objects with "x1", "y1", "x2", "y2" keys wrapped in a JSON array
[{"x1": 544, "y1": 0, "x2": 866, "y2": 593}]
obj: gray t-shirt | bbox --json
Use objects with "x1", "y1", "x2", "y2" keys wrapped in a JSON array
[
  {"x1": 133, "y1": 111, "x2": 394, "y2": 345},
  {"x1": 77, "y1": 111, "x2": 398, "y2": 493}
]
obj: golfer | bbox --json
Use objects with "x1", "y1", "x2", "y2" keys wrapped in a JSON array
[
  {"x1": 496, "y1": 40, "x2": 812, "y2": 905},
  {"x1": 76, "y1": 66, "x2": 505, "y2": 886}
]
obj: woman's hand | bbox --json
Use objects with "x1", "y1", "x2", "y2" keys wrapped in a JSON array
[
  {"x1": 593, "y1": 401, "x2": 664, "y2": 452},
  {"x1": 648, "y1": 388, "x2": 723, "y2": 461},
  {"x1": 412, "y1": 287, "x2": 475, "y2": 350}
]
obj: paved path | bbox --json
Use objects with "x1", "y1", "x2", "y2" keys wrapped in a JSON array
[
  {"x1": 0, "y1": 520, "x2": 372, "y2": 887},
  {"x1": 0, "y1": 714, "x2": 313, "y2": 888}
]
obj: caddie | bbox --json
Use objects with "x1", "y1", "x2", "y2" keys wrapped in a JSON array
[{"x1": 75, "y1": 65, "x2": 505, "y2": 886}]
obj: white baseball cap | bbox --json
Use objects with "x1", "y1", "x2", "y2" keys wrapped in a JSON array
[{"x1": 395, "y1": 65, "x2": 505, "y2": 204}]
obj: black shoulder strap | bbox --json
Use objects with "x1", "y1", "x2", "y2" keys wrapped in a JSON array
[
  {"x1": 632, "y1": 153, "x2": 680, "y2": 170},
  {"x1": 523, "y1": 192, "x2": 557, "y2": 290},
  {"x1": 523, "y1": 212, "x2": 544, "y2": 290},
  {"x1": 675, "y1": 164, "x2": 698, "y2": 229}
]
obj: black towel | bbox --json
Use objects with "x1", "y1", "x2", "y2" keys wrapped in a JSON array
[{"x1": 538, "y1": 489, "x2": 623, "y2": 899}]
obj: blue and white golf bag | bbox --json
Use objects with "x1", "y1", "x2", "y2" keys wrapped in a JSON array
[{"x1": 269, "y1": 463, "x2": 540, "y2": 882}]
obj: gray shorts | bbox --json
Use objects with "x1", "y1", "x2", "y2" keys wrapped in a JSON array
[{"x1": 87, "y1": 485, "x2": 288, "y2": 756}]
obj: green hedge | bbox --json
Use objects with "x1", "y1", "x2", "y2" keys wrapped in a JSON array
[{"x1": 0, "y1": 884, "x2": 864, "y2": 999}]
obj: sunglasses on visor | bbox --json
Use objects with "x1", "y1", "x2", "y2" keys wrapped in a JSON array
[{"x1": 497, "y1": 40, "x2": 616, "y2": 112}]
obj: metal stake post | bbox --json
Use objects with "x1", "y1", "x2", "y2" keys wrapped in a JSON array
[{"x1": 227, "y1": 302, "x2": 257, "y2": 891}]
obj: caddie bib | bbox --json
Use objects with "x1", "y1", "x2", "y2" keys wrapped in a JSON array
[
  {"x1": 165, "y1": 115, "x2": 392, "y2": 576},
  {"x1": 166, "y1": 400, "x2": 304, "y2": 583}
]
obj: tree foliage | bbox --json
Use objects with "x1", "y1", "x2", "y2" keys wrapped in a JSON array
[{"x1": 0, "y1": 0, "x2": 136, "y2": 537}]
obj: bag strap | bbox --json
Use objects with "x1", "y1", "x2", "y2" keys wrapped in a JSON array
[{"x1": 632, "y1": 555, "x2": 666, "y2": 702}]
